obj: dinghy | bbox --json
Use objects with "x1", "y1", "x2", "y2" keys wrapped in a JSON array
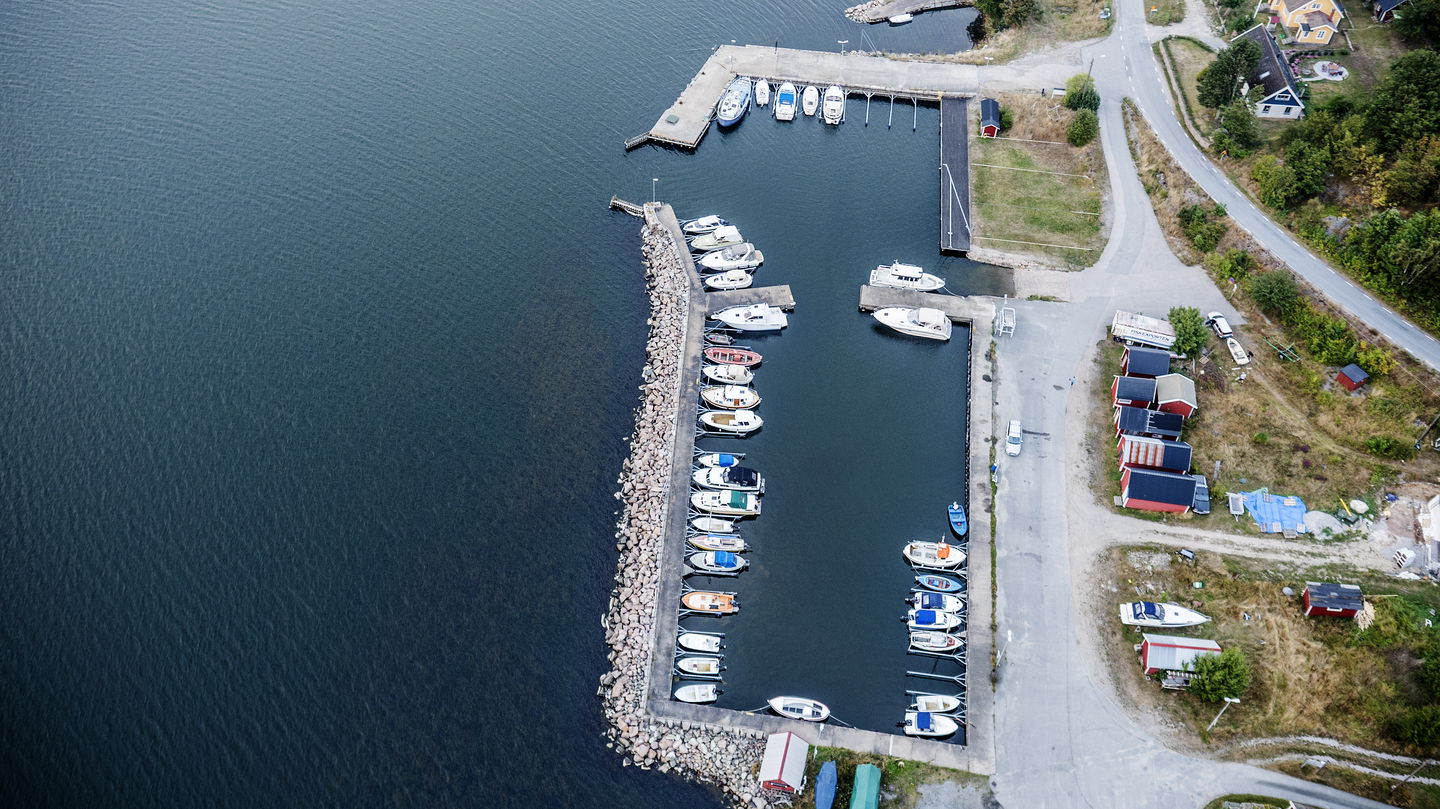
[
  {"x1": 690, "y1": 225, "x2": 744, "y2": 252},
  {"x1": 948, "y1": 502, "x2": 968, "y2": 536},
  {"x1": 874, "y1": 306, "x2": 952, "y2": 341},
  {"x1": 1118, "y1": 601, "x2": 1211, "y2": 628},
  {"x1": 698, "y1": 409, "x2": 763, "y2": 435},
  {"x1": 910, "y1": 694, "x2": 962, "y2": 714},
  {"x1": 870, "y1": 261, "x2": 945, "y2": 292},
  {"x1": 903, "y1": 541, "x2": 966, "y2": 569},
  {"x1": 703, "y1": 346, "x2": 762, "y2": 366},
  {"x1": 801, "y1": 85, "x2": 819, "y2": 116},
  {"x1": 700, "y1": 385, "x2": 761, "y2": 410},
  {"x1": 674, "y1": 682, "x2": 719, "y2": 704},
  {"x1": 704, "y1": 330, "x2": 733, "y2": 346},
  {"x1": 901, "y1": 711, "x2": 958, "y2": 737},
  {"x1": 690, "y1": 489, "x2": 762, "y2": 516},
  {"x1": 910, "y1": 591, "x2": 965, "y2": 613},
  {"x1": 702, "y1": 364, "x2": 754, "y2": 385},
  {"x1": 676, "y1": 656, "x2": 724, "y2": 676},
  {"x1": 677, "y1": 632, "x2": 723, "y2": 653},
  {"x1": 906, "y1": 608, "x2": 963, "y2": 631},
  {"x1": 915, "y1": 574, "x2": 965, "y2": 594},
  {"x1": 754, "y1": 79, "x2": 771, "y2": 107},
  {"x1": 698, "y1": 242, "x2": 764, "y2": 271},
  {"x1": 692, "y1": 465, "x2": 764, "y2": 492},
  {"x1": 768, "y1": 696, "x2": 830, "y2": 722},
  {"x1": 703, "y1": 270, "x2": 754, "y2": 291},
  {"x1": 691, "y1": 516, "x2": 737, "y2": 533},
  {"x1": 682, "y1": 215, "x2": 730, "y2": 235},
  {"x1": 681, "y1": 590, "x2": 739, "y2": 614},
  {"x1": 888, "y1": 13, "x2": 914, "y2": 24},
  {"x1": 711, "y1": 303, "x2": 787, "y2": 332},
  {"x1": 815, "y1": 761, "x2": 838, "y2": 809},
  {"x1": 696, "y1": 451, "x2": 743, "y2": 468},
  {"x1": 821, "y1": 85, "x2": 845, "y2": 125},
  {"x1": 688, "y1": 533, "x2": 747, "y2": 553},
  {"x1": 909, "y1": 630, "x2": 965, "y2": 653},
  {"x1": 774, "y1": 82, "x2": 797, "y2": 121},
  {"x1": 1227, "y1": 336, "x2": 1251, "y2": 366},
  {"x1": 687, "y1": 550, "x2": 748, "y2": 575}
]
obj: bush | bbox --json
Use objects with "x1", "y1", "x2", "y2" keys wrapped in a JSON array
[
  {"x1": 1177, "y1": 204, "x2": 1228, "y2": 252},
  {"x1": 1253, "y1": 431, "x2": 1269, "y2": 445},
  {"x1": 1388, "y1": 704, "x2": 1440, "y2": 750},
  {"x1": 1248, "y1": 270, "x2": 1299, "y2": 316},
  {"x1": 1209, "y1": 249, "x2": 1259, "y2": 283},
  {"x1": 1067, "y1": 108, "x2": 1099, "y2": 146},
  {"x1": 1365, "y1": 436, "x2": 1416, "y2": 460},
  {"x1": 1188, "y1": 648, "x2": 1251, "y2": 702},
  {"x1": 1356, "y1": 343, "x2": 1397, "y2": 377},
  {"x1": 999, "y1": 107, "x2": 1014, "y2": 132},
  {"x1": 1170, "y1": 306, "x2": 1210, "y2": 356}
]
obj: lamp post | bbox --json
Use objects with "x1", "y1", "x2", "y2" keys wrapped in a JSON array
[
  {"x1": 837, "y1": 40, "x2": 848, "y2": 54},
  {"x1": 651, "y1": 178, "x2": 658, "y2": 203},
  {"x1": 1206, "y1": 697, "x2": 1240, "y2": 732}
]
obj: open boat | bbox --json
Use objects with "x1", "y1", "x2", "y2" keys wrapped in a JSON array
[
  {"x1": 768, "y1": 696, "x2": 830, "y2": 722},
  {"x1": 754, "y1": 79, "x2": 771, "y2": 107},
  {"x1": 691, "y1": 516, "x2": 737, "y2": 533},
  {"x1": 677, "y1": 632, "x2": 723, "y2": 653},
  {"x1": 910, "y1": 694, "x2": 962, "y2": 714},
  {"x1": 700, "y1": 384, "x2": 761, "y2": 410},
  {"x1": 687, "y1": 550, "x2": 748, "y2": 575},
  {"x1": 716, "y1": 77, "x2": 751, "y2": 127},
  {"x1": 690, "y1": 489, "x2": 762, "y2": 516},
  {"x1": 711, "y1": 303, "x2": 787, "y2": 332},
  {"x1": 698, "y1": 242, "x2": 764, "y2": 272},
  {"x1": 1118, "y1": 601, "x2": 1211, "y2": 628},
  {"x1": 906, "y1": 608, "x2": 963, "y2": 631},
  {"x1": 690, "y1": 225, "x2": 745, "y2": 252},
  {"x1": 821, "y1": 85, "x2": 845, "y2": 125},
  {"x1": 801, "y1": 85, "x2": 819, "y2": 116},
  {"x1": 910, "y1": 591, "x2": 965, "y2": 614},
  {"x1": 703, "y1": 270, "x2": 754, "y2": 291},
  {"x1": 676, "y1": 656, "x2": 724, "y2": 676},
  {"x1": 909, "y1": 630, "x2": 964, "y2": 652},
  {"x1": 815, "y1": 761, "x2": 838, "y2": 809},
  {"x1": 674, "y1": 682, "x2": 719, "y2": 703},
  {"x1": 681, "y1": 590, "x2": 739, "y2": 614},
  {"x1": 888, "y1": 13, "x2": 914, "y2": 24},
  {"x1": 1226, "y1": 336, "x2": 1251, "y2": 366},
  {"x1": 699, "y1": 409, "x2": 763, "y2": 435},
  {"x1": 692, "y1": 465, "x2": 764, "y2": 492},
  {"x1": 702, "y1": 364, "x2": 754, "y2": 385},
  {"x1": 704, "y1": 331, "x2": 733, "y2": 346},
  {"x1": 703, "y1": 346, "x2": 762, "y2": 366},
  {"x1": 874, "y1": 306, "x2": 952, "y2": 341},
  {"x1": 901, "y1": 711, "x2": 958, "y2": 737},
  {"x1": 916, "y1": 574, "x2": 965, "y2": 594},
  {"x1": 688, "y1": 533, "x2": 747, "y2": 553},
  {"x1": 948, "y1": 502, "x2": 968, "y2": 536},
  {"x1": 696, "y1": 451, "x2": 743, "y2": 468},
  {"x1": 775, "y1": 82, "x2": 797, "y2": 121},
  {"x1": 870, "y1": 261, "x2": 945, "y2": 292},
  {"x1": 903, "y1": 541, "x2": 966, "y2": 569},
  {"x1": 682, "y1": 215, "x2": 730, "y2": 235}
]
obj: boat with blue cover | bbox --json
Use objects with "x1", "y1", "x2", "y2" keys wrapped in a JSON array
[
  {"x1": 815, "y1": 761, "x2": 837, "y2": 809},
  {"x1": 687, "y1": 550, "x2": 748, "y2": 575},
  {"x1": 696, "y1": 452, "x2": 743, "y2": 468},
  {"x1": 948, "y1": 501, "x2": 968, "y2": 536},
  {"x1": 910, "y1": 591, "x2": 964, "y2": 613},
  {"x1": 774, "y1": 82, "x2": 797, "y2": 121},
  {"x1": 915, "y1": 573, "x2": 964, "y2": 593},
  {"x1": 901, "y1": 710, "x2": 958, "y2": 737},
  {"x1": 905, "y1": 608, "x2": 962, "y2": 631},
  {"x1": 716, "y1": 77, "x2": 751, "y2": 126}
]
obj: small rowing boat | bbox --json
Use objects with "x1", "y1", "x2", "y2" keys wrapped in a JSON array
[
  {"x1": 676, "y1": 656, "x2": 724, "y2": 676},
  {"x1": 948, "y1": 501, "x2": 968, "y2": 536},
  {"x1": 703, "y1": 346, "x2": 762, "y2": 366},
  {"x1": 678, "y1": 632, "x2": 723, "y2": 653},
  {"x1": 681, "y1": 590, "x2": 739, "y2": 614},
  {"x1": 768, "y1": 696, "x2": 830, "y2": 722},
  {"x1": 915, "y1": 573, "x2": 965, "y2": 594},
  {"x1": 674, "y1": 682, "x2": 718, "y2": 703},
  {"x1": 903, "y1": 541, "x2": 966, "y2": 569},
  {"x1": 909, "y1": 630, "x2": 964, "y2": 652}
]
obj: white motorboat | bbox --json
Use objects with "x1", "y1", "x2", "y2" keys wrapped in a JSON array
[
  {"x1": 1118, "y1": 602, "x2": 1211, "y2": 628},
  {"x1": 687, "y1": 550, "x2": 748, "y2": 574},
  {"x1": 910, "y1": 694, "x2": 962, "y2": 714},
  {"x1": 910, "y1": 591, "x2": 965, "y2": 613},
  {"x1": 703, "y1": 269, "x2": 754, "y2": 291},
  {"x1": 682, "y1": 215, "x2": 730, "y2": 235},
  {"x1": 691, "y1": 516, "x2": 737, "y2": 533},
  {"x1": 690, "y1": 225, "x2": 744, "y2": 252},
  {"x1": 688, "y1": 533, "x2": 748, "y2": 553},
  {"x1": 699, "y1": 409, "x2": 763, "y2": 435},
  {"x1": 678, "y1": 632, "x2": 724, "y2": 653},
  {"x1": 690, "y1": 489, "x2": 762, "y2": 516},
  {"x1": 711, "y1": 303, "x2": 787, "y2": 332},
  {"x1": 675, "y1": 683, "x2": 719, "y2": 704},
  {"x1": 869, "y1": 261, "x2": 945, "y2": 292},
  {"x1": 716, "y1": 77, "x2": 751, "y2": 127},
  {"x1": 910, "y1": 630, "x2": 964, "y2": 653},
  {"x1": 822, "y1": 85, "x2": 845, "y2": 125},
  {"x1": 768, "y1": 696, "x2": 830, "y2": 722},
  {"x1": 873, "y1": 307, "x2": 952, "y2": 341},
  {"x1": 698, "y1": 242, "x2": 764, "y2": 271},
  {"x1": 775, "y1": 82, "x2": 797, "y2": 121},
  {"x1": 700, "y1": 384, "x2": 761, "y2": 410},
  {"x1": 801, "y1": 85, "x2": 819, "y2": 116},
  {"x1": 754, "y1": 79, "x2": 771, "y2": 107},
  {"x1": 902, "y1": 711, "x2": 958, "y2": 737},
  {"x1": 692, "y1": 465, "x2": 764, "y2": 492},
  {"x1": 1227, "y1": 336, "x2": 1251, "y2": 366},
  {"x1": 702, "y1": 364, "x2": 754, "y2": 385},
  {"x1": 888, "y1": 13, "x2": 914, "y2": 24},
  {"x1": 676, "y1": 656, "x2": 724, "y2": 676},
  {"x1": 902, "y1": 541, "x2": 966, "y2": 569},
  {"x1": 695, "y1": 452, "x2": 743, "y2": 468},
  {"x1": 906, "y1": 608, "x2": 963, "y2": 631}
]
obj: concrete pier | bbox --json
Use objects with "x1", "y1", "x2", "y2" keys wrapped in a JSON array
[
  {"x1": 706, "y1": 285, "x2": 795, "y2": 314},
  {"x1": 858, "y1": 285, "x2": 992, "y2": 323}
]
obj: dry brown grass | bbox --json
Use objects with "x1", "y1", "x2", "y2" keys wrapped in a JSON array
[
  {"x1": 880, "y1": 0, "x2": 1113, "y2": 64},
  {"x1": 1159, "y1": 36, "x2": 1218, "y2": 139}
]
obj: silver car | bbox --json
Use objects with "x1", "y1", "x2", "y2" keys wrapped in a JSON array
[{"x1": 1005, "y1": 419, "x2": 1023, "y2": 457}]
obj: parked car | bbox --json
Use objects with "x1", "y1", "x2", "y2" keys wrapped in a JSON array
[
  {"x1": 1192, "y1": 474, "x2": 1211, "y2": 515},
  {"x1": 1005, "y1": 419, "x2": 1023, "y2": 457},
  {"x1": 1205, "y1": 312, "x2": 1233, "y2": 339}
]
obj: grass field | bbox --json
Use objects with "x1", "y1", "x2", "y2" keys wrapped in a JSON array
[
  {"x1": 1146, "y1": 0, "x2": 1187, "y2": 27},
  {"x1": 1159, "y1": 36, "x2": 1218, "y2": 139}
]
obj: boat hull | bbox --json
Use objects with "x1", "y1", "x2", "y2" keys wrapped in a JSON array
[
  {"x1": 775, "y1": 83, "x2": 797, "y2": 121},
  {"x1": 903, "y1": 541, "x2": 966, "y2": 569},
  {"x1": 703, "y1": 346, "x2": 762, "y2": 366},
  {"x1": 907, "y1": 608, "x2": 963, "y2": 631},
  {"x1": 916, "y1": 574, "x2": 965, "y2": 593},
  {"x1": 676, "y1": 656, "x2": 723, "y2": 676},
  {"x1": 909, "y1": 630, "x2": 964, "y2": 652},
  {"x1": 690, "y1": 516, "x2": 736, "y2": 533},
  {"x1": 677, "y1": 632, "x2": 723, "y2": 653},
  {"x1": 698, "y1": 409, "x2": 763, "y2": 435},
  {"x1": 687, "y1": 533, "x2": 747, "y2": 552},
  {"x1": 716, "y1": 78, "x2": 752, "y2": 127},
  {"x1": 687, "y1": 551, "x2": 748, "y2": 574},
  {"x1": 702, "y1": 365, "x2": 754, "y2": 385},
  {"x1": 902, "y1": 711, "x2": 958, "y2": 737},
  {"x1": 874, "y1": 307, "x2": 952, "y2": 341},
  {"x1": 768, "y1": 696, "x2": 830, "y2": 722},
  {"x1": 1118, "y1": 601, "x2": 1211, "y2": 627},
  {"x1": 703, "y1": 270, "x2": 754, "y2": 291},
  {"x1": 674, "y1": 683, "x2": 718, "y2": 703},
  {"x1": 948, "y1": 502, "x2": 969, "y2": 536},
  {"x1": 681, "y1": 591, "x2": 738, "y2": 614},
  {"x1": 911, "y1": 695, "x2": 962, "y2": 714},
  {"x1": 801, "y1": 86, "x2": 819, "y2": 116}
]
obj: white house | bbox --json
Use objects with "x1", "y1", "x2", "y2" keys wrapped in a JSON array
[{"x1": 1233, "y1": 25, "x2": 1306, "y2": 119}]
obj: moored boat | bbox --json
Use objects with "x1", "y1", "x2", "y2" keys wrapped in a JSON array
[
  {"x1": 910, "y1": 694, "x2": 962, "y2": 714},
  {"x1": 691, "y1": 515, "x2": 737, "y2": 533},
  {"x1": 688, "y1": 533, "x2": 748, "y2": 553},
  {"x1": 698, "y1": 409, "x2": 763, "y2": 435},
  {"x1": 873, "y1": 306, "x2": 952, "y2": 341},
  {"x1": 869, "y1": 261, "x2": 945, "y2": 292},
  {"x1": 678, "y1": 632, "x2": 723, "y2": 653},
  {"x1": 687, "y1": 550, "x2": 748, "y2": 574},
  {"x1": 716, "y1": 77, "x2": 752, "y2": 127},
  {"x1": 676, "y1": 656, "x2": 724, "y2": 676},
  {"x1": 703, "y1": 346, "x2": 762, "y2": 366},
  {"x1": 690, "y1": 225, "x2": 744, "y2": 252},
  {"x1": 903, "y1": 541, "x2": 966, "y2": 569},
  {"x1": 696, "y1": 451, "x2": 743, "y2": 468},
  {"x1": 909, "y1": 630, "x2": 965, "y2": 652},
  {"x1": 915, "y1": 573, "x2": 965, "y2": 594},
  {"x1": 700, "y1": 384, "x2": 761, "y2": 410},
  {"x1": 711, "y1": 303, "x2": 787, "y2": 332},
  {"x1": 698, "y1": 242, "x2": 764, "y2": 272},
  {"x1": 822, "y1": 85, "x2": 845, "y2": 125},
  {"x1": 682, "y1": 215, "x2": 730, "y2": 235},
  {"x1": 901, "y1": 711, "x2": 958, "y2": 737},
  {"x1": 692, "y1": 465, "x2": 764, "y2": 492},
  {"x1": 703, "y1": 269, "x2": 754, "y2": 291},
  {"x1": 702, "y1": 364, "x2": 754, "y2": 385},
  {"x1": 906, "y1": 608, "x2": 963, "y2": 631},
  {"x1": 910, "y1": 591, "x2": 965, "y2": 613},
  {"x1": 754, "y1": 79, "x2": 771, "y2": 107},
  {"x1": 690, "y1": 489, "x2": 762, "y2": 516},
  {"x1": 948, "y1": 501, "x2": 968, "y2": 536},
  {"x1": 801, "y1": 85, "x2": 819, "y2": 116},
  {"x1": 768, "y1": 696, "x2": 830, "y2": 722},
  {"x1": 674, "y1": 682, "x2": 719, "y2": 703},
  {"x1": 704, "y1": 330, "x2": 734, "y2": 346},
  {"x1": 775, "y1": 82, "x2": 797, "y2": 121},
  {"x1": 888, "y1": 13, "x2": 914, "y2": 24},
  {"x1": 681, "y1": 590, "x2": 739, "y2": 614},
  {"x1": 1118, "y1": 601, "x2": 1211, "y2": 628}
]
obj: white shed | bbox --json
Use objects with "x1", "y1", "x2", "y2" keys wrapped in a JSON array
[{"x1": 759, "y1": 731, "x2": 809, "y2": 793}]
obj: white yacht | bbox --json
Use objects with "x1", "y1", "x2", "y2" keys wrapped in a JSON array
[
  {"x1": 703, "y1": 269, "x2": 754, "y2": 291},
  {"x1": 801, "y1": 85, "x2": 819, "y2": 116},
  {"x1": 873, "y1": 307, "x2": 951, "y2": 341},
  {"x1": 821, "y1": 85, "x2": 845, "y2": 125},
  {"x1": 869, "y1": 261, "x2": 945, "y2": 292},
  {"x1": 711, "y1": 304, "x2": 787, "y2": 332},
  {"x1": 754, "y1": 79, "x2": 770, "y2": 107},
  {"x1": 689, "y1": 225, "x2": 744, "y2": 252},
  {"x1": 774, "y1": 82, "x2": 797, "y2": 121},
  {"x1": 698, "y1": 242, "x2": 764, "y2": 271}
]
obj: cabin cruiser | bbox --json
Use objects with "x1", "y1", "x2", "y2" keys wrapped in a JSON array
[
  {"x1": 869, "y1": 261, "x2": 945, "y2": 292},
  {"x1": 690, "y1": 225, "x2": 744, "y2": 252},
  {"x1": 716, "y1": 78, "x2": 751, "y2": 126},
  {"x1": 801, "y1": 85, "x2": 819, "y2": 116},
  {"x1": 873, "y1": 306, "x2": 952, "y2": 341},
  {"x1": 692, "y1": 465, "x2": 764, "y2": 492},
  {"x1": 682, "y1": 215, "x2": 729, "y2": 235},
  {"x1": 698, "y1": 242, "x2": 764, "y2": 272},
  {"x1": 821, "y1": 85, "x2": 845, "y2": 125},
  {"x1": 774, "y1": 82, "x2": 797, "y2": 121},
  {"x1": 1118, "y1": 601, "x2": 1211, "y2": 628},
  {"x1": 703, "y1": 269, "x2": 754, "y2": 291},
  {"x1": 711, "y1": 303, "x2": 787, "y2": 332}
]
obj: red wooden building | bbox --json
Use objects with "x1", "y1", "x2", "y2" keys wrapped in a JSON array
[
  {"x1": 1117, "y1": 434, "x2": 1193, "y2": 473},
  {"x1": 1302, "y1": 582, "x2": 1363, "y2": 618},
  {"x1": 1113, "y1": 376, "x2": 1156, "y2": 409},
  {"x1": 1120, "y1": 466, "x2": 1197, "y2": 514},
  {"x1": 1154, "y1": 373, "x2": 1199, "y2": 418},
  {"x1": 1120, "y1": 345, "x2": 1172, "y2": 378},
  {"x1": 1337, "y1": 363, "x2": 1370, "y2": 392}
]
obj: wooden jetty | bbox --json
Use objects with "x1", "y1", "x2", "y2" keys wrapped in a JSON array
[
  {"x1": 847, "y1": 0, "x2": 973, "y2": 24},
  {"x1": 609, "y1": 195, "x2": 647, "y2": 217},
  {"x1": 858, "y1": 285, "x2": 990, "y2": 323},
  {"x1": 706, "y1": 286, "x2": 795, "y2": 314},
  {"x1": 938, "y1": 96, "x2": 972, "y2": 254}
]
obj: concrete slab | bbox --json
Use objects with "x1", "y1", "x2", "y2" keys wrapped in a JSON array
[
  {"x1": 706, "y1": 285, "x2": 795, "y2": 314},
  {"x1": 858, "y1": 285, "x2": 993, "y2": 323}
]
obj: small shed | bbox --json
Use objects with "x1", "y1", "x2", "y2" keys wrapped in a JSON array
[
  {"x1": 1337, "y1": 363, "x2": 1370, "y2": 391},
  {"x1": 1153, "y1": 373, "x2": 1199, "y2": 418},
  {"x1": 1114, "y1": 406, "x2": 1183, "y2": 440},
  {"x1": 1113, "y1": 375, "x2": 1157, "y2": 409},
  {"x1": 1117, "y1": 434, "x2": 1193, "y2": 473},
  {"x1": 759, "y1": 732, "x2": 809, "y2": 793},
  {"x1": 849, "y1": 763, "x2": 881, "y2": 809},
  {"x1": 1141, "y1": 633, "x2": 1222, "y2": 675},
  {"x1": 1303, "y1": 582, "x2": 1363, "y2": 617},
  {"x1": 1121, "y1": 346, "x2": 1172, "y2": 378},
  {"x1": 979, "y1": 98, "x2": 1001, "y2": 137},
  {"x1": 1120, "y1": 466, "x2": 1197, "y2": 514}
]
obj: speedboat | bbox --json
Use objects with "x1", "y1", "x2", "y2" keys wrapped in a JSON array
[
  {"x1": 910, "y1": 694, "x2": 962, "y2": 714},
  {"x1": 822, "y1": 85, "x2": 845, "y2": 125},
  {"x1": 698, "y1": 242, "x2": 764, "y2": 271},
  {"x1": 681, "y1": 590, "x2": 739, "y2": 614},
  {"x1": 716, "y1": 77, "x2": 751, "y2": 127},
  {"x1": 903, "y1": 541, "x2": 966, "y2": 569},
  {"x1": 1119, "y1": 601, "x2": 1211, "y2": 628},
  {"x1": 678, "y1": 632, "x2": 723, "y2": 653},
  {"x1": 682, "y1": 215, "x2": 730, "y2": 235},
  {"x1": 712, "y1": 303, "x2": 787, "y2": 332},
  {"x1": 901, "y1": 711, "x2": 958, "y2": 737},
  {"x1": 910, "y1": 630, "x2": 964, "y2": 652},
  {"x1": 676, "y1": 656, "x2": 724, "y2": 676},
  {"x1": 702, "y1": 364, "x2": 754, "y2": 385},
  {"x1": 906, "y1": 608, "x2": 963, "y2": 631},
  {"x1": 700, "y1": 384, "x2": 761, "y2": 410},
  {"x1": 696, "y1": 451, "x2": 743, "y2": 468},
  {"x1": 948, "y1": 502, "x2": 968, "y2": 536},
  {"x1": 874, "y1": 306, "x2": 952, "y2": 341},
  {"x1": 916, "y1": 573, "x2": 965, "y2": 594},
  {"x1": 768, "y1": 696, "x2": 830, "y2": 722},
  {"x1": 801, "y1": 85, "x2": 819, "y2": 116},
  {"x1": 690, "y1": 489, "x2": 762, "y2": 516},
  {"x1": 703, "y1": 270, "x2": 754, "y2": 291},
  {"x1": 910, "y1": 591, "x2": 965, "y2": 614},
  {"x1": 690, "y1": 516, "x2": 737, "y2": 533},
  {"x1": 693, "y1": 465, "x2": 764, "y2": 492},
  {"x1": 687, "y1": 550, "x2": 748, "y2": 574},
  {"x1": 698, "y1": 409, "x2": 763, "y2": 435},
  {"x1": 690, "y1": 225, "x2": 744, "y2": 252},
  {"x1": 775, "y1": 82, "x2": 797, "y2": 121},
  {"x1": 869, "y1": 261, "x2": 945, "y2": 292},
  {"x1": 815, "y1": 761, "x2": 837, "y2": 809},
  {"x1": 674, "y1": 682, "x2": 719, "y2": 703},
  {"x1": 754, "y1": 79, "x2": 771, "y2": 107},
  {"x1": 688, "y1": 533, "x2": 747, "y2": 553},
  {"x1": 703, "y1": 346, "x2": 762, "y2": 366},
  {"x1": 888, "y1": 13, "x2": 914, "y2": 24},
  {"x1": 1227, "y1": 336, "x2": 1251, "y2": 366}
]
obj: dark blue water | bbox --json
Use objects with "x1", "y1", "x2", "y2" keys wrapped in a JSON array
[{"x1": 1, "y1": 1, "x2": 990, "y2": 806}]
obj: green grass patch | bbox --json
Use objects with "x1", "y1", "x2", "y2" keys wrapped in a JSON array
[
  {"x1": 802, "y1": 747, "x2": 988, "y2": 809},
  {"x1": 971, "y1": 140, "x2": 1104, "y2": 268},
  {"x1": 1145, "y1": 0, "x2": 1186, "y2": 26}
]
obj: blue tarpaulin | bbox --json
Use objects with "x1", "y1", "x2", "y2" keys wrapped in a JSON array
[{"x1": 1241, "y1": 488, "x2": 1308, "y2": 534}]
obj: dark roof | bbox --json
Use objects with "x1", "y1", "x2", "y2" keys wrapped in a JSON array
[
  {"x1": 980, "y1": 98, "x2": 1001, "y2": 126},
  {"x1": 1124, "y1": 346, "x2": 1171, "y2": 376},
  {"x1": 1119, "y1": 434, "x2": 1193, "y2": 471},
  {"x1": 1376, "y1": 0, "x2": 1410, "y2": 15},
  {"x1": 1233, "y1": 25, "x2": 1302, "y2": 105},
  {"x1": 1305, "y1": 581, "x2": 1364, "y2": 611},
  {"x1": 1160, "y1": 439, "x2": 1193, "y2": 471},
  {"x1": 1125, "y1": 467, "x2": 1198, "y2": 507},
  {"x1": 1114, "y1": 376, "x2": 1157, "y2": 402},
  {"x1": 1115, "y1": 406, "x2": 1184, "y2": 440},
  {"x1": 1339, "y1": 363, "x2": 1370, "y2": 383}
]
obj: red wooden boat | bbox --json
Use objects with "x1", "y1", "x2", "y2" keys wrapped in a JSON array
[{"x1": 703, "y1": 347, "x2": 762, "y2": 367}]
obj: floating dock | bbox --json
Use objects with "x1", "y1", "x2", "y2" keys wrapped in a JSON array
[
  {"x1": 858, "y1": 285, "x2": 990, "y2": 322},
  {"x1": 938, "y1": 96, "x2": 973, "y2": 254},
  {"x1": 706, "y1": 286, "x2": 795, "y2": 314}
]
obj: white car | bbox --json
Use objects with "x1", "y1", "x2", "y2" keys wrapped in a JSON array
[
  {"x1": 1005, "y1": 419, "x2": 1023, "y2": 457},
  {"x1": 1206, "y1": 311, "x2": 1234, "y2": 338}
]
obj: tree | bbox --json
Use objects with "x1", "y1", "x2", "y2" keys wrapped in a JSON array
[
  {"x1": 975, "y1": 0, "x2": 1006, "y2": 29},
  {"x1": 1002, "y1": 0, "x2": 1038, "y2": 27},
  {"x1": 1381, "y1": 136, "x2": 1440, "y2": 208},
  {"x1": 1248, "y1": 270, "x2": 1299, "y2": 316},
  {"x1": 1217, "y1": 100, "x2": 1260, "y2": 151},
  {"x1": 1395, "y1": 0, "x2": 1440, "y2": 48},
  {"x1": 1067, "y1": 108, "x2": 1099, "y2": 146},
  {"x1": 1187, "y1": 648, "x2": 1251, "y2": 702},
  {"x1": 1364, "y1": 50, "x2": 1440, "y2": 157},
  {"x1": 1197, "y1": 39, "x2": 1261, "y2": 109},
  {"x1": 1285, "y1": 140, "x2": 1332, "y2": 201},
  {"x1": 1169, "y1": 306, "x2": 1209, "y2": 357},
  {"x1": 1252, "y1": 154, "x2": 1300, "y2": 209},
  {"x1": 1065, "y1": 73, "x2": 1100, "y2": 111}
]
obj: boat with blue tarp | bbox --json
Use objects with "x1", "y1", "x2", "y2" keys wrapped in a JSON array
[{"x1": 815, "y1": 761, "x2": 837, "y2": 809}]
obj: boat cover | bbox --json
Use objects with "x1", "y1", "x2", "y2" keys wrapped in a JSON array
[
  {"x1": 916, "y1": 712, "x2": 933, "y2": 731},
  {"x1": 917, "y1": 593, "x2": 946, "y2": 610},
  {"x1": 717, "y1": 454, "x2": 738, "y2": 466},
  {"x1": 1133, "y1": 602, "x2": 1162, "y2": 621},
  {"x1": 936, "y1": 543, "x2": 951, "y2": 559},
  {"x1": 726, "y1": 490, "x2": 747, "y2": 508},
  {"x1": 714, "y1": 551, "x2": 737, "y2": 568},
  {"x1": 725, "y1": 467, "x2": 759, "y2": 486},
  {"x1": 914, "y1": 610, "x2": 939, "y2": 626}
]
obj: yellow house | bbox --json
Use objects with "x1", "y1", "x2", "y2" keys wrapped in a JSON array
[{"x1": 1268, "y1": 0, "x2": 1345, "y2": 45}]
